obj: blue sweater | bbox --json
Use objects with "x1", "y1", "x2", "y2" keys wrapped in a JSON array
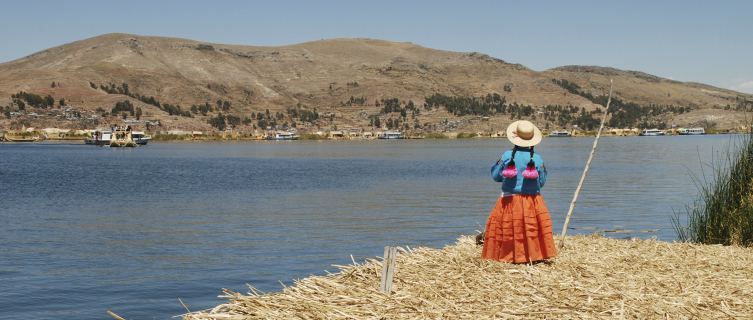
[{"x1": 491, "y1": 147, "x2": 547, "y2": 195}]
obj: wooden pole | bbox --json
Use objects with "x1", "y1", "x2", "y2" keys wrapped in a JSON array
[
  {"x1": 559, "y1": 79, "x2": 614, "y2": 250},
  {"x1": 380, "y1": 246, "x2": 397, "y2": 293}
]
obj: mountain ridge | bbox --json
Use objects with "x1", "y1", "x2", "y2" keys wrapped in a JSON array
[{"x1": 1, "y1": 33, "x2": 750, "y2": 132}]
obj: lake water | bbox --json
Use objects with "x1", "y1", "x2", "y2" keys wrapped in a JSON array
[{"x1": 0, "y1": 135, "x2": 742, "y2": 319}]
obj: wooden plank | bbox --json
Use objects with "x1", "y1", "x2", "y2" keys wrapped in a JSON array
[
  {"x1": 385, "y1": 247, "x2": 397, "y2": 293},
  {"x1": 380, "y1": 246, "x2": 398, "y2": 294},
  {"x1": 379, "y1": 246, "x2": 389, "y2": 292}
]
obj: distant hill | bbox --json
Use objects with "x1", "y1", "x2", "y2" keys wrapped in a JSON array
[{"x1": 1, "y1": 33, "x2": 751, "y2": 133}]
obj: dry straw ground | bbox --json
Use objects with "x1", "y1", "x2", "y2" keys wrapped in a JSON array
[{"x1": 179, "y1": 235, "x2": 753, "y2": 319}]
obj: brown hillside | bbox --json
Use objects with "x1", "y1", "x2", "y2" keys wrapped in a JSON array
[{"x1": 1, "y1": 33, "x2": 751, "y2": 133}]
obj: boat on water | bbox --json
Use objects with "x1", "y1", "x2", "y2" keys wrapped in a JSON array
[
  {"x1": 639, "y1": 129, "x2": 666, "y2": 136},
  {"x1": 85, "y1": 130, "x2": 113, "y2": 145},
  {"x1": 4, "y1": 135, "x2": 40, "y2": 142},
  {"x1": 131, "y1": 131, "x2": 152, "y2": 145},
  {"x1": 267, "y1": 131, "x2": 300, "y2": 140},
  {"x1": 378, "y1": 131, "x2": 404, "y2": 139},
  {"x1": 110, "y1": 130, "x2": 138, "y2": 147},
  {"x1": 678, "y1": 127, "x2": 706, "y2": 135},
  {"x1": 86, "y1": 129, "x2": 151, "y2": 145},
  {"x1": 549, "y1": 131, "x2": 572, "y2": 137}
]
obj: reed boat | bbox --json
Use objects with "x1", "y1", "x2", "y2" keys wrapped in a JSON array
[
  {"x1": 109, "y1": 130, "x2": 138, "y2": 147},
  {"x1": 4, "y1": 136, "x2": 40, "y2": 142}
]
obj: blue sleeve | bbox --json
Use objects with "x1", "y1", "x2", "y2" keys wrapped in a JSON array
[
  {"x1": 491, "y1": 150, "x2": 512, "y2": 182},
  {"x1": 538, "y1": 159, "x2": 547, "y2": 189}
]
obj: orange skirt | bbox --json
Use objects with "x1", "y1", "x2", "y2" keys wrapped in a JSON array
[{"x1": 481, "y1": 194, "x2": 557, "y2": 263}]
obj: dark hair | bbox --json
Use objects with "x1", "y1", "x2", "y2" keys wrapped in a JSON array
[
  {"x1": 527, "y1": 146, "x2": 535, "y2": 167},
  {"x1": 509, "y1": 145, "x2": 519, "y2": 167}
]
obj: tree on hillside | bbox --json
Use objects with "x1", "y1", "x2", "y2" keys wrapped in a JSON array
[
  {"x1": 51, "y1": 82, "x2": 56, "y2": 88},
  {"x1": 504, "y1": 83, "x2": 512, "y2": 92},
  {"x1": 208, "y1": 112, "x2": 226, "y2": 129},
  {"x1": 59, "y1": 98, "x2": 65, "y2": 107},
  {"x1": 113, "y1": 100, "x2": 134, "y2": 114},
  {"x1": 226, "y1": 114, "x2": 241, "y2": 127}
]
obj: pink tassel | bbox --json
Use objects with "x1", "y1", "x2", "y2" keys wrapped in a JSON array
[
  {"x1": 502, "y1": 165, "x2": 518, "y2": 178},
  {"x1": 522, "y1": 166, "x2": 539, "y2": 179}
]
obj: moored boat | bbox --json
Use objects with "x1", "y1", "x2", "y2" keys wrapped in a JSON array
[
  {"x1": 131, "y1": 131, "x2": 152, "y2": 145},
  {"x1": 639, "y1": 129, "x2": 666, "y2": 136},
  {"x1": 549, "y1": 131, "x2": 571, "y2": 137},
  {"x1": 678, "y1": 127, "x2": 706, "y2": 135},
  {"x1": 85, "y1": 129, "x2": 113, "y2": 145},
  {"x1": 378, "y1": 131, "x2": 404, "y2": 139},
  {"x1": 267, "y1": 131, "x2": 299, "y2": 140}
]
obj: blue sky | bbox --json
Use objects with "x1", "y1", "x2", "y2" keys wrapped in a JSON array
[{"x1": 2, "y1": 0, "x2": 751, "y2": 93}]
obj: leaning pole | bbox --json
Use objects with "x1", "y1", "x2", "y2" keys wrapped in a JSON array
[{"x1": 558, "y1": 79, "x2": 614, "y2": 250}]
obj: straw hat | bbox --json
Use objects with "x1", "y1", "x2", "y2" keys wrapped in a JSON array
[{"x1": 506, "y1": 120, "x2": 542, "y2": 147}]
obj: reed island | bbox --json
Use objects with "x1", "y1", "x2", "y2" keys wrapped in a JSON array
[{"x1": 174, "y1": 235, "x2": 752, "y2": 319}]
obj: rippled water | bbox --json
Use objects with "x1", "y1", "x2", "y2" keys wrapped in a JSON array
[{"x1": 0, "y1": 135, "x2": 739, "y2": 319}]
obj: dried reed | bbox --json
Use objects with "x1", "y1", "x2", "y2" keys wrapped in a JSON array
[{"x1": 181, "y1": 235, "x2": 753, "y2": 319}]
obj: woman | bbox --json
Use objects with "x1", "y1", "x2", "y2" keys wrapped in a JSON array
[{"x1": 482, "y1": 120, "x2": 557, "y2": 263}]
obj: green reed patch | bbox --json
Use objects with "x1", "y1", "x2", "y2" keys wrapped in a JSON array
[
  {"x1": 298, "y1": 133, "x2": 327, "y2": 140},
  {"x1": 152, "y1": 134, "x2": 190, "y2": 141},
  {"x1": 673, "y1": 131, "x2": 753, "y2": 246},
  {"x1": 423, "y1": 133, "x2": 448, "y2": 139},
  {"x1": 456, "y1": 133, "x2": 478, "y2": 139}
]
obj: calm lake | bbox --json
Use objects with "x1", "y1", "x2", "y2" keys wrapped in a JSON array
[{"x1": 0, "y1": 135, "x2": 741, "y2": 319}]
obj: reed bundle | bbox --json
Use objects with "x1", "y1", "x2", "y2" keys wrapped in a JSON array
[{"x1": 182, "y1": 235, "x2": 753, "y2": 319}]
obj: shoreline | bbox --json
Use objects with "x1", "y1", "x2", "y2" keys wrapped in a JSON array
[
  {"x1": 4, "y1": 131, "x2": 749, "y2": 143},
  {"x1": 176, "y1": 235, "x2": 752, "y2": 319}
]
